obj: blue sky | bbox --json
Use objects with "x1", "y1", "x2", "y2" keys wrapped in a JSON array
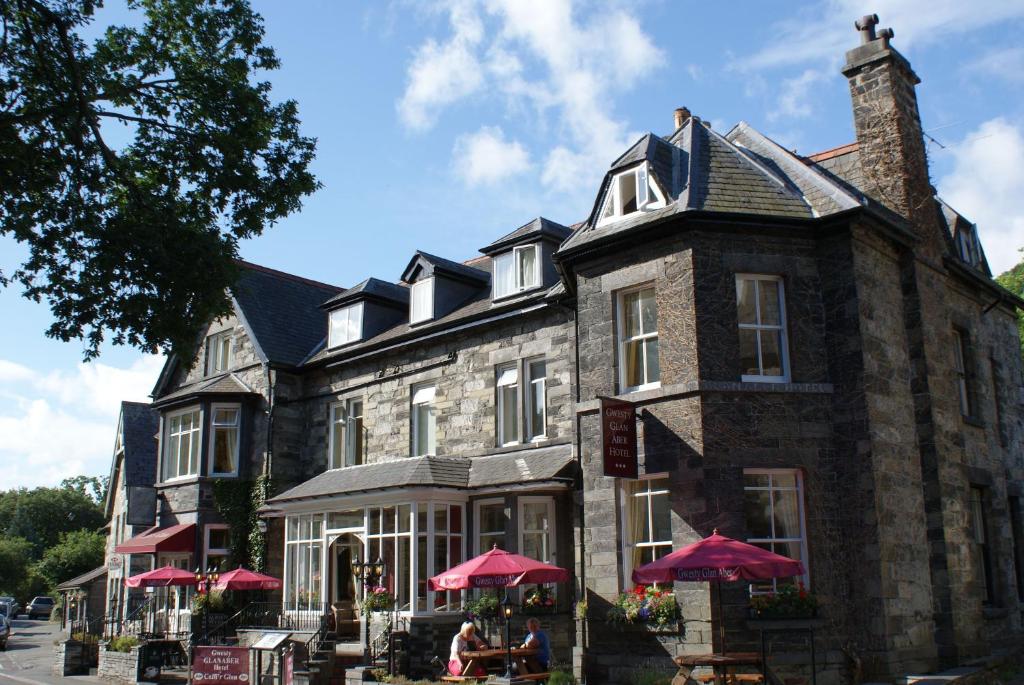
[{"x1": 1, "y1": 0, "x2": 1023, "y2": 488}]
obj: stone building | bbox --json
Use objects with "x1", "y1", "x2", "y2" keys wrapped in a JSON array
[{"x1": 556, "y1": 16, "x2": 1024, "y2": 684}]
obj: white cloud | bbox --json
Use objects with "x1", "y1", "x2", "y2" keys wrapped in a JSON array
[
  {"x1": 936, "y1": 118, "x2": 1024, "y2": 275},
  {"x1": 0, "y1": 354, "x2": 163, "y2": 488},
  {"x1": 962, "y1": 46, "x2": 1024, "y2": 84},
  {"x1": 770, "y1": 69, "x2": 829, "y2": 121},
  {"x1": 453, "y1": 126, "x2": 531, "y2": 186}
]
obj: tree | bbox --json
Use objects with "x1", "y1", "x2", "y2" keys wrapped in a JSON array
[
  {"x1": 996, "y1": 252, "x2": 1024, "y2": 362},
  {"x1": 60, "y1": 475, "x2": 109, "y2": 504},
  {"x1": 0, "y1": 537, "x2": 34, "y2": 596},
  {"x1": 3, "y1": 485, "x2": 106, "y2": 555},
  {"x1": 33, "y1": 529, "x2": 106, "y2": 589},
  {"x1": 0, "y1": 0, "x2": 319, "y2": 360}
]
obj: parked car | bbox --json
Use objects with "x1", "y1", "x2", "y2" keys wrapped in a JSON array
[
  {"x1": 0, "y1": 597, "x2": 18, "y2": 618},
  {"x1": 26, "y1": 596, "x2": 54, "y2": 620},
  {"x1": 0, "y1": 615, "x2": 9, "y2": 649}
]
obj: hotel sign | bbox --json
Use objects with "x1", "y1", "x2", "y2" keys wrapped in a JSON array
[
  {"x1": 192, "y1": 647, "x2": 249, "y2": 683},
  {"x1": 600, "y1": 397, "x2": 637, "y2": 479}
]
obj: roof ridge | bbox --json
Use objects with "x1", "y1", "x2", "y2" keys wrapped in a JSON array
[
  {"x1": 234, "y1": 259, "x2": 343, "y2": 292},
  {"x1": 806, "y1": 141, "x2": 859, "y2": 162}
]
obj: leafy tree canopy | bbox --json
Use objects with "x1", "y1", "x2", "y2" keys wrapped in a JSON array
[
  {"x1": 0, "y1": 537, "x2": 34, "y2": 596},
  {"x1": 34, "y1": 529, "x2": 106, "y2": 589},
  {"x1": 60, "y1": 474, "x2": 109, "y2": 504},
  {"x1": 0, "y1": 482, "x2": 106, "y2": 555},
  {"x1": 0, "y1": 0, "x2": 319, "y2": 360},
  {"x1": 996, "y1": 250, "x2": 1024, "y2": 361}
]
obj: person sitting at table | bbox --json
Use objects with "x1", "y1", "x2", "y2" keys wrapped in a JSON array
[
  {"x1": 448, "y1": 621, "x2": 489, "y2": 677},
  {"x1": 520, "y1": 617, "x2": 551, "y2": 673}
]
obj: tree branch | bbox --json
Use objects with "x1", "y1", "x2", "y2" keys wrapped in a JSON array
[{"x1": 95, "y1": 109, "x2": 190, "y2": 133}]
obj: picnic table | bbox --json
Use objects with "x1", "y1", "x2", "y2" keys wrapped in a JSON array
[
  {"x1": 674, "y1": 652, "x2": 763, "y2": 685},
  {"x1": 460, "y1": 646, "x2": 545, "y2": 679}
]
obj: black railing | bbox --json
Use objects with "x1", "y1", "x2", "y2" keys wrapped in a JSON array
[{"x1": 237, "y1": 601, "x2": 332, "y2": 631}]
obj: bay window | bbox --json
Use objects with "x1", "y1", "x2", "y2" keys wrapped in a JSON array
[
  {"x1": 736, "y1": 275, "x2": 789, "y2": 382},
  {"x1": 476, "y1": 499, "x2": 507, "y2": 554},
  {"x1": 623, "y1": 477, "x2": 672, "y2": 582},
  {"x1": 285, "y1": 514, "x2": 323, "y2": 611},
  {"x1": 162, "y1": 407, "x2": 201, "y2": 481},
  {"x1": 367, "y1": 506, "x2": 413, "y2": 612},
  {"x1": 618, "y1": 286, "x2": 660, "y2": 392},
  {"x1": 743, "y1": 469, "x2": 808, "y2": 593},
  {"x1": 329, "y1": 399, "x2": 364, "y2": 469},
  {"x1": 493, "y1": 245, "x2": 540, "y2": 299},
  {"x1": 210, "y1": 404, "x2": 240, "y2": 476},
  {"x1": 496, "y1": 365, "x2": 519, "y2": 446},
  {"x1": 411, "y1": 384, "x2": 436, "y2": 456}
]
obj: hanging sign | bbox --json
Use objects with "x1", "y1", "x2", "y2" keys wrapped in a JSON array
[
  {"x1": 192, "y1": 646, "x2": 250, "y2": 683},
  {"x1": 283, "y1": 648, "x2": 294, "y2": 685},
  {"x1": 600, "y1": 397, "x2": 638, "y2": 479}
]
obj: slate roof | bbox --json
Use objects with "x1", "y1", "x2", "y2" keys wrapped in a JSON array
[
  {"x1": 231, "y1": 261, "x2": 343, "y2": 367},
  {"x1": 401, "y1": 250, "x2": 490, "y2": 284},
  {"x1": 322, "y1": 277, "x2": 409, "y2": 309},
  {"x1": 120, "y1": 401, "x2": 158, "y2": 487},
  {"x1": 265, "y1": 444, "x2": 574, "y2": 505},
  {"x1": 56, "y1": 565, "x2": 107, "y2": 591},
  {"x1": 151, "y1": 373, "x2": 258, "y2": 408},
  {"x1": 480, "y1": 217, "x2": 572, "y2": 255}
]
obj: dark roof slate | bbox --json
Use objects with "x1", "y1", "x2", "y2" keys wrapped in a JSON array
[
  {"x1": 56, "y1": 565, "x2": 107, "y2": 591},
  {"x1": 232, "y1": 262, "x2": 343, "y2": 367},
  {"x1": 121, "y1": 401, "x2": 158, "y2": 487},
  {"x1": 480, "y1": 217, "x2": 572, "y2": 255},
  {"x1": 467, "y1": 444, "x2": 575, "y2": 488},
  {"x1": 151, "y1": 373, "x2": 257, "y2": 408},
  {"x1": 322, "y1": 277, "x2": 409, "y2": 309},
  {"x1": 401, "y1": 251, "x2": 490, "y2": 284}
]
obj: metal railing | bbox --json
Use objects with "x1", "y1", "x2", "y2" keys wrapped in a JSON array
[{"x1": 369, "y1": 616, "x2": 392, "y2": 664}]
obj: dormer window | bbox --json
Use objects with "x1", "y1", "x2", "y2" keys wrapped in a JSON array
[
  {"x1": 956, "y1": 225, "x2": 979, "y2": 266},
  {"x1": 205, "y1": 330, "x2": 232, "y2": 376},
  {"x1": 598, "y1": 163, "x2": 665, "y2": 225},
  {"x1": 410, "y1": 278, "x2": 434, "y2": 323},
  {"x1": 493, "y1": 245, "x2": 539, "y2": 299},
  {"x1": 328, "y1": 303, "x2": 363, "y2": 348}
]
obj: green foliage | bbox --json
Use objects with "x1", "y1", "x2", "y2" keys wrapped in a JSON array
[
  {"x1": 0, "y1": 537, "x2": 34, "y2": 596},
  {"x1": 522, "y1": 585, "x2": 556, "y2": 612},
  {"x1": 996, "y1": 254, "x2": 1024, "y2": 362},
  {"x1": 630, "y1": 669, "x2": 673, "y2": 685},
  {"x1": 0, "y1": 484, "x2": 105, "y2": 556},
  {"x1": 463, "y1": 591, "x2": 500, "y2": 620},
  {"x1": 547, "y1": 669, "x2": 577, "y2": 685},
  {"x1": 574, "y1": 598, "x2": 587, "y2": 620},
  {"x1": 360, "y1": 586, "x2": 395, "y2": 616},
  {"x1": 34, "y1": 529, "x2": 106, "y2": 590},
  {"x1": 749, "y1": 582, "x2": 818, "y2": 619},
  {"x1": 107, "y1": 635, "x2": 140, "y2": 653},
  {"x1": 59, "y1": 476, "x2": 109, "y2": 505},
  {"x1": 606, "y1": 585, "x2": 680, "y2": 626},
  {"x1": 192, "y1": 589, "x2": 229, "y2": 616},
  {"x1": 211, "y1": 476, "x2": 267, "y2": 571},
  {"x1": 0, "y1": 0, "x2": 319, "y2": 360}
]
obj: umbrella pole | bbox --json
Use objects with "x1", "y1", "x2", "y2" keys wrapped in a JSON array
[{"x1": 717, "y1": 582, "x2": 727, "y2": 655}]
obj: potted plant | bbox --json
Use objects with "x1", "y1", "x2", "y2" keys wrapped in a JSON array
[
  {"x1": 359, "y1": 586, "x2": 395, "y2": 615},
  {"x1": 522, "y1": 586, "x2": 556, "y2": 614},
  {"x1": 606, "y1": 585, "x2": 681, "y2": 629},
  {"x1": 463, "y1": 591, "x2": 500, "y2": 621}
]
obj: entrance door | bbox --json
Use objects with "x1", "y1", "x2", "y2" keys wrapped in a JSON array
[{"x1": 328, "y1": 533, "x2": 363, "y2": 642}]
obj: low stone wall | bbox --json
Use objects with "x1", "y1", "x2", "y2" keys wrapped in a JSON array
[
  {"x1": 98, "y1": 645, "x2": 142, "y2": 684},
  {"x1": 53, "y1": 639, "x2": 85, "y2": 677}
]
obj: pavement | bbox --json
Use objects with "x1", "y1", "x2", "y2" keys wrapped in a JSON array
[{"x1": 0, "y1": 616, "x2": 98, "y2": 685}]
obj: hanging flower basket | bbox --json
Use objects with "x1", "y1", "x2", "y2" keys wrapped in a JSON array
[
  {"x1": 522, "y1": 586, "x2": 557, "y2": 614},
  {"x1": 360, "y1": 587, "x2": 395, "y2": 615},
  {"x1": 605, "y1": 585, "x2": 681, "y2": 628}
]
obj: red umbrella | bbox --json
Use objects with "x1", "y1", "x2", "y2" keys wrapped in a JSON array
[
  {"x1": 631, "y1": 530, "x2": 805, "y2": 654},
  {"x1": 124, "y1": 565, "x2": 198, "y2": 588},
  {"x1": 428, "y1": 546, "x2": 569, "y2": 590},
  {"x1": 631, "y1": 531, "x2": 804, "y2": 584},
  {"x1": 213, "y1": 567, "x2": 282, "y2": 591}
]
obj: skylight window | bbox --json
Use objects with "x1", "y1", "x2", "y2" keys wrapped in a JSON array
[
  {"x1": 410, "y1": 278, "x2": 434, "y2": 323},
  {"x1": 493, "y1": 245, "x2": 540, "y2": 300},
  {"x1": 328, "y1": 303, "x2": 363, "y2": 348},
  {"x1": 598, "y1": 163, "x2": 665, "y2": 225}
]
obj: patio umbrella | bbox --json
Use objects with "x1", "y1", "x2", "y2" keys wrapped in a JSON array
[
  {"x1": 124, "y1": 565, "x2": 198, "y2": 588},
  {"x1": 428, "y1": 545, "x2": 569, "y2": 590},
  {"x1": 213, "y1": 567, "x2": 283, "y2": 591},
  {"x1": 631, "y1": 530, "x2": 804, "y2": 654}
]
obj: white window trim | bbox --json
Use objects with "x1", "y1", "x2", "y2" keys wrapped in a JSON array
[
  {"x1": 597, "y1": 163, "x2": 666, "y2": 226},
  {"x1": 496, "y1": 364, "x2": 520, "y2": 447},
  {"x1": 410, "y1": 279, "x2": 434, "y2": 324},
  {"x1": 953, "y1": 330, "x2": 971, "y2": 417},
  {"x1": 161, "y1": 406, "x2": 203, "y2": 483},
  {"x1": 736, "y1": 274, "x2": 791, "y2": 383},
  {"x1": 617, "y1": 284, "x2": 661, "y2": 393},
  {"x1": 475, "y1": 498, "x2": 507, "y2": 555},
  {"x1": 517, "y1": 496, "x2": 556, "y2": 565},
  {"x1": 525, "y1": 358, "x2": 547, "y2": 442},
  {"x1": 743, "y1": 468, "x2": 810, "y2": 592},
  {"x1": 205, "y1": 330, "x2": 233, "y2": 376},
  {"x1": 203, "y1": 524, "x2": 231, "y2": 572},
  {"x1": 328, "y1": 303, "x2": 364, "y2": 349},
  {"x1": 411, "y1": 383, "x2": 437, "y2": 456},
  {"x1": 619, "y1": 474, "x2": 671, "y2": 587},
  {"x1": 328, "y1": 398, "x2": 364, "y2": 470},
  {"x1": 208, "y1": 403, "x2": 241, "y2": 477},
  {"x1": 492, "y1": 245, "x2": 542, "y2": 301}
]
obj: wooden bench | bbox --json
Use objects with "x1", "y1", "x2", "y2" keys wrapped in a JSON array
[{"x1": 694, "y1": 674, "x2": 764, "y2": 685}]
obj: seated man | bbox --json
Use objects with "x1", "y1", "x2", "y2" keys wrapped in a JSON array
[{"x1": 520, "y1": 617, "x2": 550, "y2": 673}]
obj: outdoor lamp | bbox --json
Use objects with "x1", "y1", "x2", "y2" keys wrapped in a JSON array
[
  {"x1": 195, "y1": 567, "x2": 203, "y2": 584},
  {"x1": 372, "y1": 557, "x2": 386, "y2": 579},
  {"x1": 501, "y1": 594, "x2": 514, "y2": 620},
  {"x1": 501, "y1": 593, "x2": 515, "y2": 679},
  {"x1": 257, "y1": 519, "x2": 268, "y2": 535}
]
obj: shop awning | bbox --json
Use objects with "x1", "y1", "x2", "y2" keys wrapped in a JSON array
[{"x1": 114, "y1": 523, "x2": 195, "y2": 554}]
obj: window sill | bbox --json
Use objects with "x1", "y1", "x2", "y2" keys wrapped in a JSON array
[
  {"x1": 492, "y1": 286, "x2": 543, "y2": 304},
  {"x1": 155, "y1": 477, "x2": 201, "y2": 488},
  {"x1": 962, "y1": 415, "x2": 985, "y2": 429}
]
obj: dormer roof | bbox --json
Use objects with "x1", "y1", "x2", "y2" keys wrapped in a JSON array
[
  {"x1": 321, "y1": 277, "x2": 409, "y2": 310},
  {"x1": 401, "y1": 250, "x2": 490, "y2": 285},
  {"x1": 479, "y1": 217, "x2": 572, "y2": 256}
]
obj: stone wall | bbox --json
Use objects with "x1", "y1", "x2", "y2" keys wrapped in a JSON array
[{"x1": 98, "y1": 645, "x2": 142, "y2": 685}]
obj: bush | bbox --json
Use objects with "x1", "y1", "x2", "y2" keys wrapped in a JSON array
[
  {"x1": 107, "y1": 636, "x2": 140, "y2": 653},
  {"x1": 630, "y1": 669, "x2": 673, "y2": 685},
  {"x1": 548, "y1": 668, "x2": 576, "y2": 685},
  {"x1": 192, "y1": 590, "x2": 228, "y2": 616},
  {"x1": 71, "y1": 632, "x2": 100, "y2": 644}
]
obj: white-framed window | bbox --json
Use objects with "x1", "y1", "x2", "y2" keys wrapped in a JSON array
[
  {"x1": 410, "y1": 279, "x2": 434, "y2": 323},
  {"x1": 743, "y1": 469, "x2": 809, "y2": 593},
  {"x1": 737, "y1": 274, "x2": 790, "y2": 382},
  {"x1": 205, "y1": 330, "x2": 232, "y2": 376},
  {"x1": 957, "y1": 226, "x2": 979, "y2": 266},
  {"x1": 162, "y1": 407, "x2": 201, "y2": 481},
  {"x1": 496, "y1": 365, "x2": 519, "y2": 446},
  {"x1": 476, "y1": 499, "x2": 507, "y2": 554},
  {"x1": 367, "y1": 505, "x2": 413, "y2": 612},
  {"x1": 328, "y1": 303, "x2": 364, "y2": 348},
  {"x1": 618, "y1": 286, "x2": 660, "y2": 392},
  {"x1": 416, "y1": 502, "x2": 464, "y2": 613},
  {"x1": 411, "y1": 384, "x2": 436, "y2": 456},
  {"x1": 598, "y1": 163, "x2": 666, "y2": 225},
  {"x1": 329, "y1": 399, "x2": 364, "y2": 469},
  {"x1": 209, "y1": 404, "x2": 240, "y2": 476},
  {"x1": 493, "y1": 245, "x2": 540, "y2": 299},
  {"x1": 204, "y1": 525, "x2": 230, "y2": 572},
  {"x1": 622, "y1": 476, "x2": 672, "y2": 583},
  {"x1": 284, "y1": 514, "x2": 323, "y2": 611},
  {"x1": 953, "y1": 329, "x2": 973, "y2": 417},
  {"x1": 525, "y1": 359, "x2": 547, "y2": 441},
  {"x1": 519, "y1": 497, "x2": 555, "y2": 564}
]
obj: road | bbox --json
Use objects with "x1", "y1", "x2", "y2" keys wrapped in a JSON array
[{"x1": 0, "y1": 616, "x2": 98, "y2": 685}]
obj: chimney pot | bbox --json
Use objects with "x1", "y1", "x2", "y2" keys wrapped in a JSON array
[
  {"x1": 674, "y1": 107, "x2": 691, "y2": 129},
  {"x1": 855, "y1": 13, "x2": 879, "y2": 43},
  {"x1": 878, "y1": 27, "x2": 894, "y2": 48}
]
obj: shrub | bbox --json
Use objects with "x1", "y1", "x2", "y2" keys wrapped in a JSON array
[
  {"x1": 548, "y1": 668, "x2": 577, "y2": 685},
  {"x1": 630, "y1": 669, "x2": 673, "y2": 685},
  {"x1": 192, "y1": 590, "x2": 229, "y2": 616},
  {"x1": 107, "y1": 636, "x2": 140, "y2": 653},
  {"x1": 462, "y1": 591, "x2": 499, "y2": 621}
]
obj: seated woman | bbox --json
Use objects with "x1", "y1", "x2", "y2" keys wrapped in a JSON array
[
  {"x1": 448, "y1": 621, "x2": 489, "y2": 677},
  {"x1": 520, "y1": 617, "x2": 551, "y2": 673}
]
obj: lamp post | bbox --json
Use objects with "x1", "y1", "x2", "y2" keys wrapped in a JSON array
[
  {"x1": 501, "y1": 593, "x2": 515, "y2": 680},
  {"x1": 350, "y1": 556, "x2": 386, "y2": 663},
  {"x1": 194, "y1": 567, "x2": 220, "y2": 645}
]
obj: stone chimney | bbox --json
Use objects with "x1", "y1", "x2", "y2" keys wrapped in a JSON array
[
  {"x1": 674, "y1": 107, "x2": 691, "y2": 129},
  {"x1": 842, "y1": 14, "x2": 941, "y2": 252}
]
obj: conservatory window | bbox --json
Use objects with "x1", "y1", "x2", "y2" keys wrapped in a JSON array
[{"x1": 284, "y1": 514, "x2": 323, "y2": 612}]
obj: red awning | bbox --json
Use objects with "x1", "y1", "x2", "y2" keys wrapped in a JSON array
[{"x1": 114, "y1": 523, "x2": 196, "y2": 554}]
